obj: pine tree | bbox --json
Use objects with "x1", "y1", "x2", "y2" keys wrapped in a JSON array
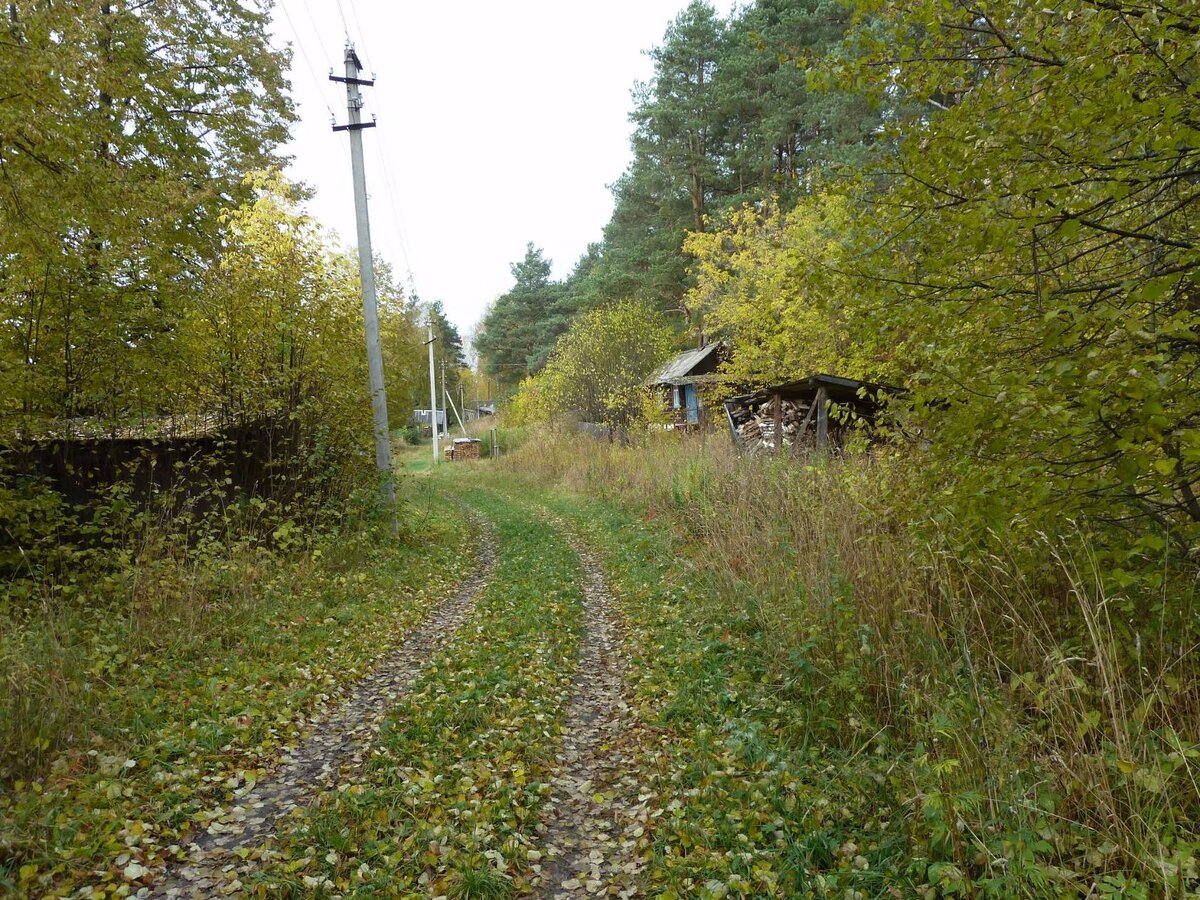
[{"x1": 631, "y1": 1, "x2": 727, "y2": 234}]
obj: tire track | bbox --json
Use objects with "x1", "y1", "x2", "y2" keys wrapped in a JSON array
[
  {"x1": 536, "y1": 523, "x2": 647, "y2": 899},
  {"x1": 150, "y1": 510, "x2": 497, "y2": 898}
]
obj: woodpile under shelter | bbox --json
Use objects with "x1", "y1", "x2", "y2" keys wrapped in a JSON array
[
  {"x1": 723, "y1": 374, "x2": 903, "y2": 455},
  {"x1": 646, "y1": 342, "x2": 728, "y2": 428}
]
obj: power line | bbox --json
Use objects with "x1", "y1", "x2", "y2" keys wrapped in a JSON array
[
  {"x1": 335, "y1": 0, "x2": 352, "y2": 43},
  {"x1": 297, "y1": 0, "x2": 334, "y2": 71},
  {"x1": 339, "y1": 67, "x2": 418, "y2": 297},
  {"x1": 278, "y1": 1, "x2": 335, "y2": 120},
  {"x1": 368, "y1": 128, "x2": 421, "y2": 299},
  {"x1": 337, "y1": 2, "x2": 420, "y2": 301},
  {"x1": 288, "y1": 0, "x2": 421, "y2": 304}
]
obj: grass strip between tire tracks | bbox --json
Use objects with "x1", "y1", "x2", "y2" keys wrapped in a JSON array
[{"x1": 254, "y1": 487, "x2": 585, "y2": 898}]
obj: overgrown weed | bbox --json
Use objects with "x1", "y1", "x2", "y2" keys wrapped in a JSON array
[
  {"x1": 500, "y1": 429, "x2": 1200, "y2": 892},
  {"x1": 1, "y1": 483, "x2": 389, "y2": 779}
]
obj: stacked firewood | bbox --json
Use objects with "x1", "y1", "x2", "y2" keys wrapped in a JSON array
[
  {"x1": 447, "y1": 438, "x2": 481, "y2": 461},
  {"x1": 734, "y1": 398, "x2": 811, "y2": 454}
]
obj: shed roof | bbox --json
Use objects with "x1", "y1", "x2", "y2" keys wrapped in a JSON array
[
  {"x1": 726, "y1": 373, "x2": 904, "y2": 409},
  {"x1": 647, "y1": 343, "x2": 723, "y2": 386}
]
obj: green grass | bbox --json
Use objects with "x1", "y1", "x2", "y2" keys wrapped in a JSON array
[
  {"x1": 253, "y1": 484, "x2": 584, "y2": 896},
  {"x1": 456, "y1": 465, "x2": 1191, "y2": 899},
  {"x1": 11, "y1": 446, "x2": 1192, "y2": 897},
  {"x1": 526, "y1": 487, "x2": 914, "y2": 899},
  {"x1": 0, "y1": 484, "x2": 473, "y2": 897},
  {"x1": 396, "y1": 443, "x2": 437, "y2": 474}
]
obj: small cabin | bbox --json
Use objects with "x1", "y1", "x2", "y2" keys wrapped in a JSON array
[{"x1": 647, "y1": 342, "x2": 728, "y2": 428}]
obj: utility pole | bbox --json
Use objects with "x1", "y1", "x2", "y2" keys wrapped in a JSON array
[
  {"x1": 427, "y1": 315, "x2": 439, "y2": 465},
  {"x1": 331, "y1": 45, "x2": 395, "y2": 522}
]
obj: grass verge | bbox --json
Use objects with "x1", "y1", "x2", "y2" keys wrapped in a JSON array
[{"x1": 0, "y1": 483, "x2": 472, "y2": 898}]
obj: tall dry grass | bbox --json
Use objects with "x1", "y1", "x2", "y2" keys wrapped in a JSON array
[{"x1": 501, "y1": 428, "x2": 1200, "y2": 889}]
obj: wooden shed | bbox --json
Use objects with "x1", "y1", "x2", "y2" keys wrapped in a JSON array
[{"x1": 723, "y1": 374, "x2": 903, "y2": 455}]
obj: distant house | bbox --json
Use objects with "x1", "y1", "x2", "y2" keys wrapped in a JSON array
[
  {"x1": 464, "y1": 402, "x2": 496, "y2": 421},
  {"x1": 646, "y1": 342, "x2": 728, "y2": 428},
  {"x1": 411, "y1": 409, "x2": 448, "y2": 436}
]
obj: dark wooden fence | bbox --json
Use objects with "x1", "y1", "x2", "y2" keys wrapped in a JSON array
[{"x1": 1, "y1": 417, "x2": 302, "y2": 517}]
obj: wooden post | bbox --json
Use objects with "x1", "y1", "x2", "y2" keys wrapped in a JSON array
[
  {"x1": 791, "y1": 400, "x2": 817, "y2": 457},
  {"x1": 773, "y1": 393, "x2": 783, "y2": 457},
  {"x1": 723, "y1": 401, "x2": 741, "y2": 451},
  {"x1": 815, "y1": 387, "x2": 829, "y2": 450}
]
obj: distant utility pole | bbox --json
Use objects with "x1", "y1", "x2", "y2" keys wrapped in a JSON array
[
  {"x1": 332, "y1": 44, "x2": 395, "y2": 521},
  {"x1": 427, "y1": 315, "x2": 440, "y2": 465}
]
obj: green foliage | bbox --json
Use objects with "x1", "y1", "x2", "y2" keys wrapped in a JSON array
[
  {"x1": 829, "y1": 0, "x2": 1200, "y2": 559},
  {"x1": 716, "y1": 0, "x2": 884, "y2": 203},
  {"x1": 475, "y1": 243, "x2": 591, "y2": 387},
  {"x1": 474, "y1": 0, "x2": 880, "y2": 367},
  {"x1": 686, "y1": 0, "x2": 1200, "y2": 566},
  {"x1": 509, "y1": 300, "x2": 676, "y2": 429},
  {"x1": 376, "y1": 259, "x2": 431, "y2": 431},
  {"x1": 194, "y1": 173, "x2": 375, "y2": 464},
  {"x1": 1, "y1": 4, "x2": 430, "y2": 575},
  {"x1": 580, "y1": 0, "x2": 880, "y2": 320},
  {"x1": 0, "y1": 0, "x2": 293, "y2": 427},
  {"x1": 633, "y1": 1, "x2": 729, "y2": 236},
  {"x1": 498, "y1": 433, "x2": 1200, "y2": 896},
  {"x1": 415, "y1": 296, "x2": 469, "y2": 403},
  {"x1": 584, "y1": 161, "x2": 694, "y2": 311},
  {"x1": 686, "y1": 196, "x2": 903, "y2": 389},
  {"x1": 2, "y1": 173, "x2": 429, "y2": 578}
]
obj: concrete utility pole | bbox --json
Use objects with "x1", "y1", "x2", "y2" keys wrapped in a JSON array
[
  {"x1": 427, "y1": 315, "x2": 440, "y2": 465},
  {"x1": 332, "y1": 45, "x2": 395, "y2": 521}
]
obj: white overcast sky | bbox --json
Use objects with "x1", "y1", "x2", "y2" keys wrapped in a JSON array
[{"x1": 269, "y1": 0, "x2": 735, "y2": 335}]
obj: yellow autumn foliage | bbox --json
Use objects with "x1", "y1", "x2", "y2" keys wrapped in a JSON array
[
  {"x1": 686, "y1": 196, "x2": 904, "y2": 390},
  {"x1": 509, "y1": 300, "x2": 675, "y2": 429}
]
